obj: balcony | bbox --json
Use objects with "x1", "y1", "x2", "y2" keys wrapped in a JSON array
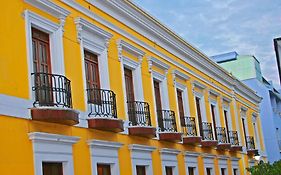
[
  {"x1": 216, "y1": 127, "x2": 231, "y2": 150},
  {"x1": 201, "y1": 122, "x2": 218, "y2": 147},
  {"x1": 157, "y1": 110, "x2": 182, "y2": 142},
  {"x1": 246, "y1": 136, "x2": 258, "y2": 155},
  {"x1": 229, "y1": 131, "x2": 242, "y2": 151},
  {"x1": 182, "y1": 117, "x2": 201, "y2": 145},
  {"x1": 127, "y1": 101, "x2": 156, "y2": 138},
  {"x1": 30, "y1": 72, "x2": 79, "y2": 125},
  {"x1": 87, "y1": 88, "x2": 123, "y2": 132}
]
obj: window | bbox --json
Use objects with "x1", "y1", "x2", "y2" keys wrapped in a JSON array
[
  {"x1": 242, "y1": 118, "x2": 247, "y2": 145},
  {"x1": 42, "y1": 162, "x2": 63, "y2": 175},
  {"x1": 85, "y1": 50, "x2": 100, "y2": 89},
  {"x1": 188, "y1": 167, "x2": 195, "y2": 175},
  {"x1": 32, "y1": 28, "x2": 53, "y2": 105},
  {"x1": 97, "y1": 164, "x2": 111, "y2": 175},
  {"x1": 206, "y1": 168, "x2": 212, "y2": 175},
  {"x1": 136, "y1": 166, "x2": 146, "y2": 175},
  {"x1": 224, "y1": 110, "x2": 230, "y2": 142},
  {"x1": 84, "y1": 50, "x2": 101, "y2": 104},
  {"x1": 211, "y1": 104, "x2": 217, "y2": 140},
  {"x1": 165, "y1": 166, "x2": 173, "y2": 175},
  {"x1": 221, "y1": 168, "x2": 226, "y2": 175},
  {"x1": 154, "y1": 80, "x2": 162, "y2": 111},
  {"x1": 196, "y1": 97, "x2": 203, "y2": 137},
  {"x1": 177, "y1": 89, "x2": 185, "y2": 126},
  {"x1": 124, "y1": 68, "x2": 135, "y2": 102},
  {"x1": 233, "y1": 168, "x2": 238, "y2": 175}
]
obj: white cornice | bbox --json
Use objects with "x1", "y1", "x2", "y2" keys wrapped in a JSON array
[
  {"x1": 173, "y1": 69, "x2": 190, "y2": 81},
  {"x1": 24, "y1": 0, "x2": 70, "y2": 27},
  {"x1": 61, "y1": 0, "x2": 261, "y2": 106},
  {"x1": 160, "y1": 148, "x2": 181, "y2": 155},
  {"x1": 192, "y1": 80, "x2": 206, "y2": 89},
  {"x1": 184, "y1": 151, "x2": 200, "y2": 157},
  {"x1": 117, "y1": 39, "x2": 145, "y2": 62},
  {"x1": 201, "y1": 153, "x2": 216, "y2": 159},
  {"x1": 75, "y1": 17, "x2": 113, "y2": 43},
  {"x1": 209, "y1": 89, "x2": 219, "y2": 97},
  {"x1": 217, "y1": 155, "x2": 230, "y2": 160},
  {"x1": 129, "y1": 144, "x2": 156, "y2": 152},
  {"x1": 148, "y1": 56, "x2": 170, "y2": 72},
  {"x1": 28, "y1": 132, "x2": 80, "y2": 144},
  {"x1": 88, "y1": 139, "x2": 123, "y2": 149}
]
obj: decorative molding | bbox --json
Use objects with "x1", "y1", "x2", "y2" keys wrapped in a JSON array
[
  {"x1": 88, "y1": 139, "x2": 123, "y2": 148},
  {"x1": 240, "y1": 106, "x2": 248, "y2": 112},
  {"x1": 148, "y1": 56, "x2": 170, "y2": 73},
  {"x1": 75, "y1": 17, "x2": 112, "y2": 44},
  {"x1": 173, "y1": 70, "x2": 190, "y2": 81},
  {"x1": 209, "y1": 89, "x2": 219, "y2": 97},
  {"x1": 28, "y1": 132, "x2": 80, "y2": 144},
  {"x1": 192, "y1": 80, "x2": 206, "y2": 89},
  {"x1": 184, "y1": 151, "x2": 200, "y2": 157},
  {"x1": 152, "y1": 70, "x2": 166, "y2": 81},
  {"x1": 202, "y1": 153, "x2": 216, "y2": 159},
  {"x1": 24, "y1": 0, "x2": 70, "y2": 27},
  {"x1": 160, "y1": 148, "x2": 181, "y2": 155},
  {"x1": 117, "y1": 39, "x2": 145, "y2": 63},
  {"x1": 129, "y1": 144, "x2": 156, "y2": 152}
]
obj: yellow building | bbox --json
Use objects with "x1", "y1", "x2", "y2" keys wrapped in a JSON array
[{"x1": 0, "y1": 0, "x2": 266, "y2": 175}]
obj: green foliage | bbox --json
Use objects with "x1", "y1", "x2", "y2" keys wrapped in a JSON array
[{"x1": 246, "y1": 160, "x2": 281, "y2": 175}]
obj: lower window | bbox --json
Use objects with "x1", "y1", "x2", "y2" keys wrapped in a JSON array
[
  {"x1": 136, "y1": 165, "x2": 146, "y2": 175},
  {"x1": 42, "y1": 162, "x2": 63, "y2": 175},
  {"x1": 206, "y1": 168, "x2": 212, "y2": 175},
  {"x1": 165, "y1": 166, "x2": 173, "y2": 175},
  {"x1": 188, "y1": 167, "x2": 195, "y2": 175},
  {"x1": 233, "y1": 168, "x2": 238, "y2": 175},
  {"x1": 97, "y1": 164, "x2": 111, "y2": 175},
  {"x1": 221, "y1": 168, "x2": 226, "y2": 175}
]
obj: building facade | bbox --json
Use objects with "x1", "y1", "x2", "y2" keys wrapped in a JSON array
[
  {"x1": 0, "y1": 0, "x2": 265, "y2": 175},
  {"x1": 212, "y1": 51, "x2": 281, "y2": 162},
  {"x1": 273, "y1": 37, "x2": 281, "y2": 84}
]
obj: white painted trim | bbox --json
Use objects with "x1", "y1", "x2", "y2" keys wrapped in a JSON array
[
  {"x1": 88, "y1": 140, "x2": 123, "y2": 175},
  {"x1": 148, "y1": 56, "x2": 170, "y2": 73},
  {"x1": 24, "y1": 10, "x2": 65, "y2": 100},
  {"x1": 160, "y1": 148, "x2": 180, "y2": 175},
  {"x1": 184, "y1": 152, "x2": 199, "y2": 175},
  {"x1": 28, "y1": 132, "x2": 80, "y2": 175},
  {"x1": 24, "y1": 0, "x2": 70, "y2": 27},
  {"x1": 192, "y1": 80, "x2": 207, "y2": 89},
  {"x1": 117, "y1": 39, "x2": 145, "y2": 61},
  {"x1": 209, "y1": 99, "x2": 221, "y2": 127},
  {"x1": 202, "y1": 154, "x2": 215, "y2": 175},
  {"x1": 129, "y1": 144, "x2": 156, "y2": 175},
  {"x1": 173, "y1": 70, "x2": 190, "y2": 81},
  {"x1": 217, "y1": 156, "x2": 229, "y2": 175}
]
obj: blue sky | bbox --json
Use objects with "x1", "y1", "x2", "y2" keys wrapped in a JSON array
[{"x1": 133, "y1": 0, "x2": 281, "y2": 87}]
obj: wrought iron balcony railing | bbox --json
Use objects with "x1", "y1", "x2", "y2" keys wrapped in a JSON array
[
  {"x1": 182, "y1": 117, "x2": 197, "y2": 136},
  {"x1": 229, "y1": 131, "x2": 239, "y2": 146},
  {"x1": 127, "y1": 101, "x2": 151, "y2": 126},
  {"x1": 202, "y1": 122, "x2": 214, "y2": 140},
  {"x1": 216, "y1": 127, "x2": 228, "y2": 144},
  {"x1": 246, "y1": 136, "x2": 256, "y2": 150},
  {"x1": 157, "y1": 110, "x2": 177, "y2": 132},
  {"x1": 32, "y1": 72, "x2": 72, "y2": 108},
  {"x1": 87, "y1": 88, "x2": 117, "y2": 118}
]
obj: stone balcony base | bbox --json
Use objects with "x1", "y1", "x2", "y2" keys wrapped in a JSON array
[
  {"x1": 88, "y1": 118, "x2": 124, "y2": 132},
  {"x1": 216, "y1": 143, "x2": 231, "y2": 150},
  {"x1": 128, "y1": 126, "x2": 156, "y2": 138},
  {"x1": 159, "y1": 132, "x2": 182, "y2": 142},
  {"x1": 182, "y1": 136, "x2": 201, "y2": 145},
  {"x1": 201, "y1": 140, "x2": 218, "y2": 147},
  {"x1": 31, "y1": 107, "x2": 79, "y2": 126}
]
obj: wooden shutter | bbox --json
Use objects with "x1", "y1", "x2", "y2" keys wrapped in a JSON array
[
  {"x1": 124, "y1": 68, "x2": 135, "y2": 102},
  {"x1": 136, "y1": 166, "x2": 146, "y2": 175},
  {"x1": 165, "y1": 166, "x2": 173, "y2": 175},
  {"x1": 188, "y1": 167, "x2": 194, "y2": 175},
  {"x1": 32, "y1": 28, "x2": 51, "y2": 74},
  {"x1": 84, "y1": 50, "x2": 100, "y2": 89},
  {"x1": 177, "y1": 89, "x2": 185, "y2": 126},
  {"x1": 153, "y1": 81, "x2": 162, "y2": 110},
  {"x1": 196, "y1": 97, "x2": 203, "y2": 138},
  {"x1": 42, "y1": 162, "x2": 63, "y2": 175},
  {"x1": 224, "y1": 110, "x2": 230, "y2": 142},
  {"x1": 211, "y1": 105, "x2": 217, "y2": 140},
  {"x1": 97, "y1": 164, "x2": 111, "y2": 175}
]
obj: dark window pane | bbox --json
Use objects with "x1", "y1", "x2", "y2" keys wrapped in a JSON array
[
  {"x1": 165, "y1": 166, "x2": 173, "y2": 175},
  {"x1": 136, "y1": 165, "x2": 146, "y2": 175},
  {"x1": 42, "y1": 162, "x2": 63, "y2": 175},
  {"x1": 97, "y1": 164, "x2": 111, "y2": 175}
]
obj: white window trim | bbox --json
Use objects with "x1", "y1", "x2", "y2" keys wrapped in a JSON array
[
  {"x1": 202, "y1": 154, "x2": 215, "y2": 175},
  {"x1": 129, "y1": 144, "x2": 156, "y2": 175},
  {"x1": 217, "y1": 156, "x2": 229, "y2": 175},
  {"x1": 173, "y1": 70, "x2": 191, "y2": 130},
  {"x1": 252, "y1": 114, "x2": 261, "y2": 151},
  {"x1": 117, "y1": 40, "x2": 145, "y2": 126},
  {"x1": 222, "y1": 102, "x2": 232, "y2": 131},
  {"x1": 75, "y1": 17, "x2": 112, "y2": 120},
  {"x1": 192, "y1": 81, "x2": 207, "y2": 122},
  {"x1": 209, "y1": 97, "x2": 221, "y2": 127},
  {"x1": 24, "y1": 10, "x2": 66, "y2": 100},
  {"x1": 28, "y1": 132, "x2": 80, "y2": 175},
  {"x1": 241, "y1": 108, "x2": 249, "y2": 152},
  {"x1": 231, "y1": 157, "x2": 240, "y2": 175},
  {"x1": 160, "y1": 148, "x2": 180, "y2": 175},
  {"x1": 184, "y1": 152, "x2": 200, "y2": 175},
  {"x1": 88, "y1": 140, "x2": 123, "y2": 175}
]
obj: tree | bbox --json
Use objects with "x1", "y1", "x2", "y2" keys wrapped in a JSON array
[{"x1": 246, "y1": 160, "x2": 281, "y2": 175}]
